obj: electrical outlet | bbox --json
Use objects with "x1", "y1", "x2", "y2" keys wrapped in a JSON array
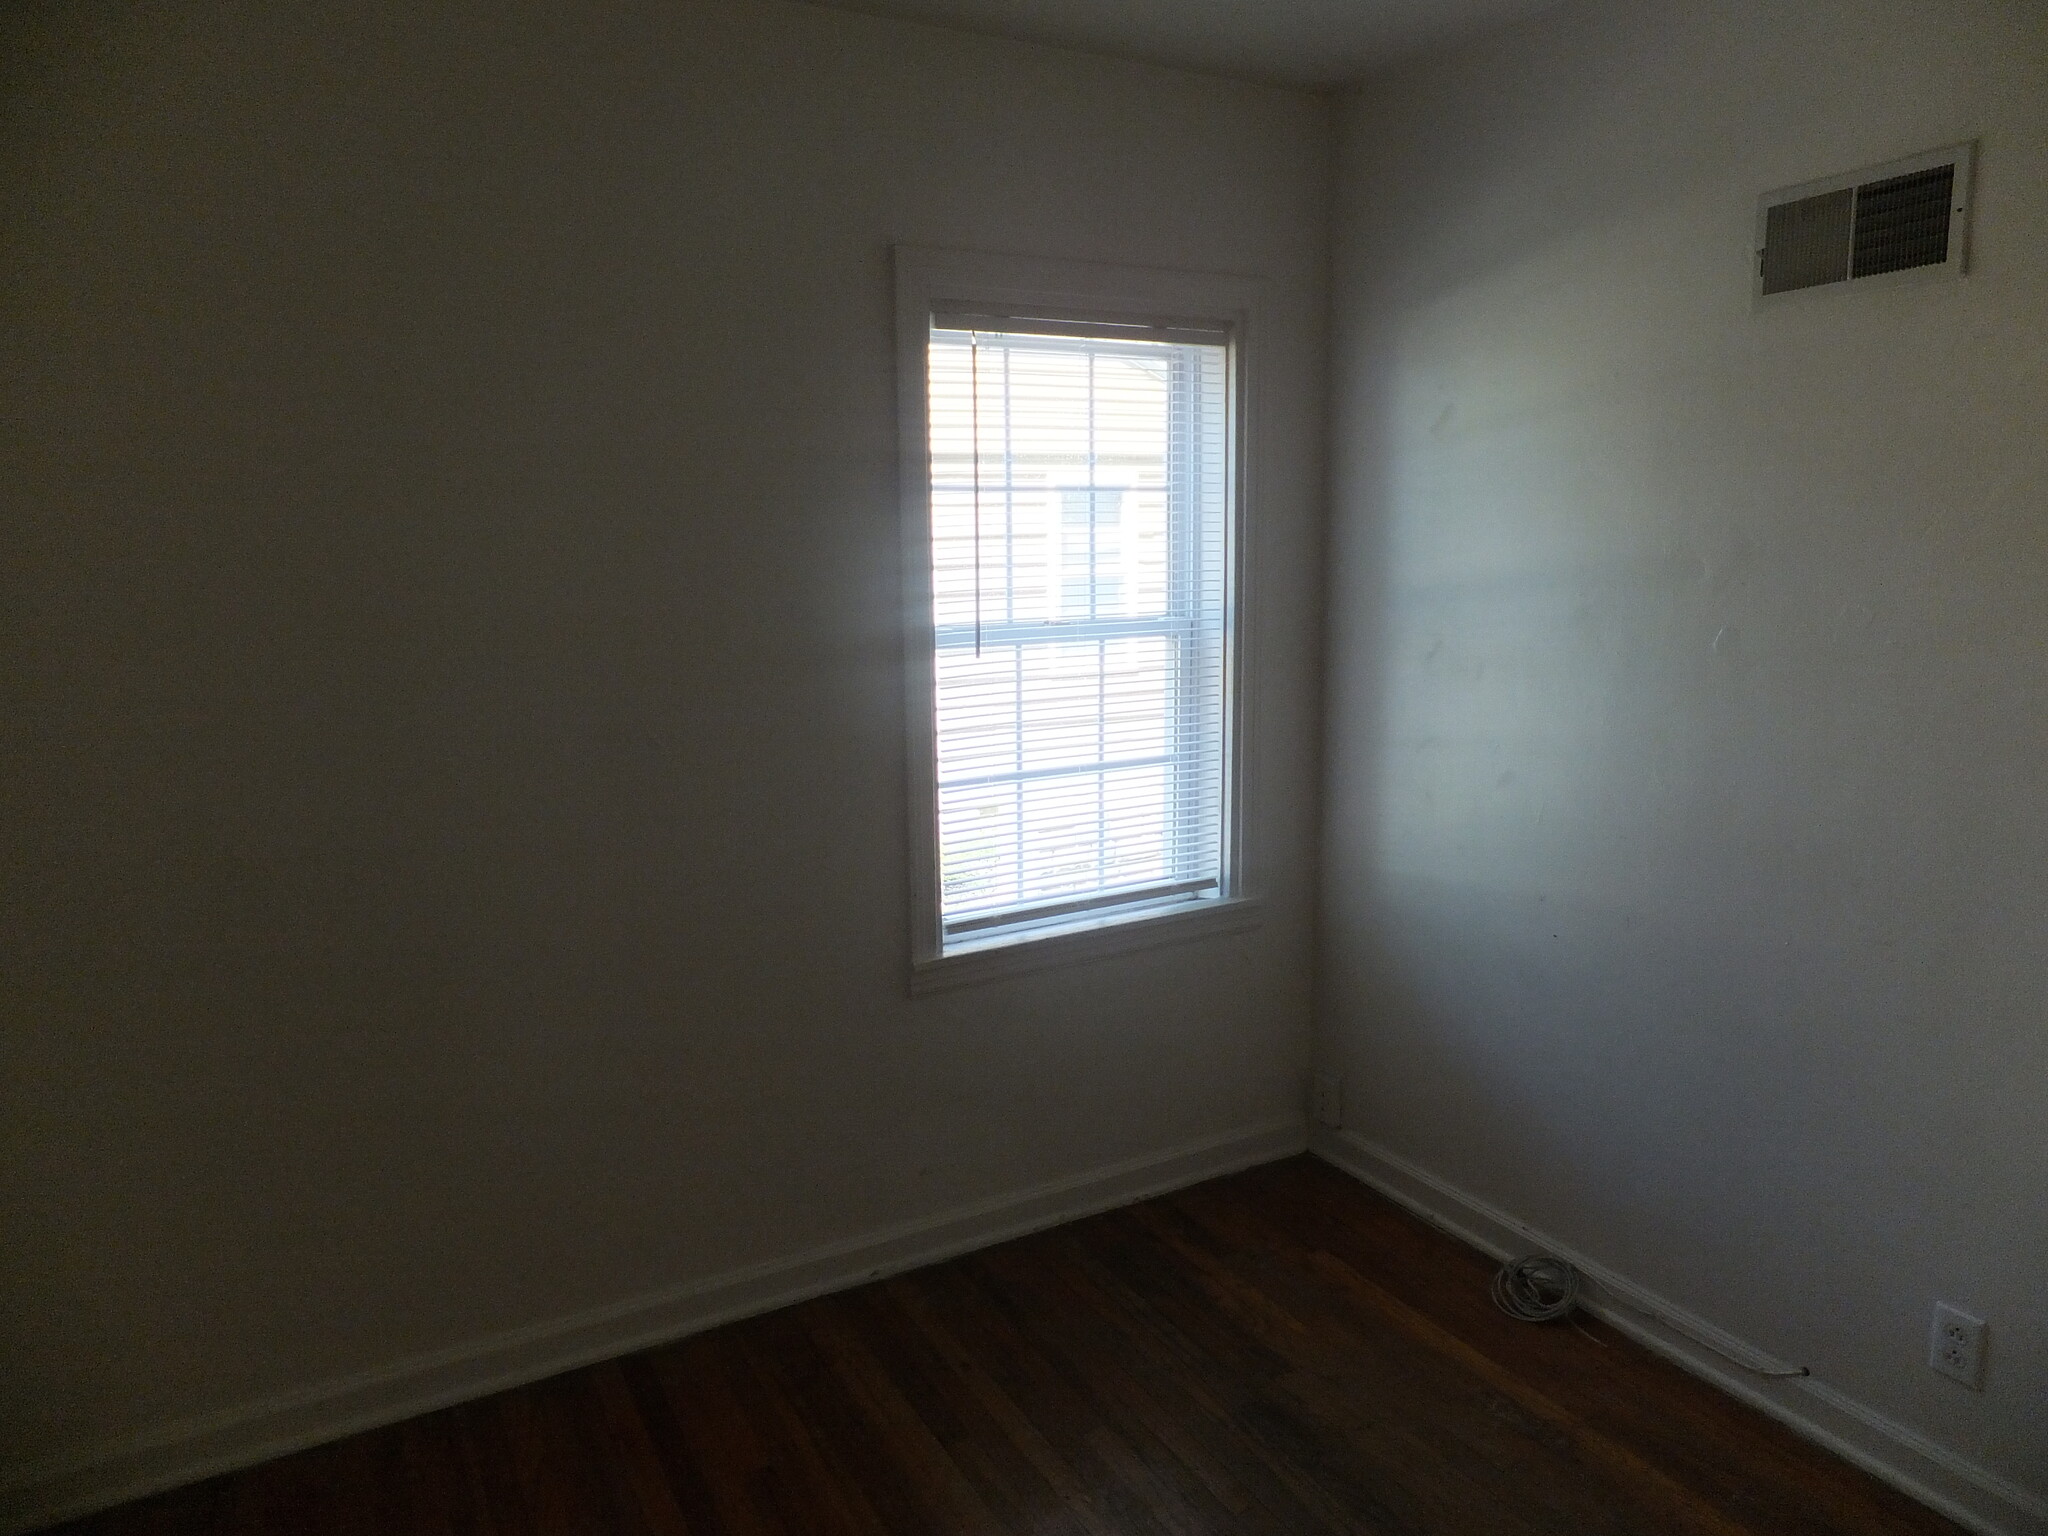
[
  {"x1": 1929, "y1": 1302, "x2": 1986, "y2": 1390},
  {"x1": 1312, "y1": 1072, "x2": 1343, "y2": 1129}
]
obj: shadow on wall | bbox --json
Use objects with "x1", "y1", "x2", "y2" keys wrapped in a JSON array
[{"x1": 1319, "y1": 0, "x2": 2048, "y2": 1501}]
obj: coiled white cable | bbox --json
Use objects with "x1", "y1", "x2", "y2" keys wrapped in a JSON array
[
  {"x1": 1491, "y1": 1253, "x2": 1810, "y2": 1379},
  {"x1": 1491, "y1": 1254, "x2": 1580, "y2": 1322}
]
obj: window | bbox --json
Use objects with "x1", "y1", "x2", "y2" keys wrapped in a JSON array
[{"x1": 897, "y1": 250, "x2": 1258, "y2": 990}]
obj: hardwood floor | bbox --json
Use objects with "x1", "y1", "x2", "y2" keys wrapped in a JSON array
[{"x1": 55, "y1": 1156, "x2": 1964, "y2": 1535}]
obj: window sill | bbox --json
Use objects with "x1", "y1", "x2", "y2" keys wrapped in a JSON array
[{"x1": 909, "y1": 895, "x2": 1264, "y2": 996}]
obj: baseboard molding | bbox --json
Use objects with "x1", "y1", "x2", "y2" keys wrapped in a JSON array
[
  {"x1": 2, "y1": 1116, "x2": 1307, "y2": 1535},
  {"x1": 1314, "y1": 1128, "x2": 2048, "y2": 1536}
]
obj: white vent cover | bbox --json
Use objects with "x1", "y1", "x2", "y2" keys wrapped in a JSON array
[{"x1": 1756, "y1": 143, "x2": 1974, "y2": 300}]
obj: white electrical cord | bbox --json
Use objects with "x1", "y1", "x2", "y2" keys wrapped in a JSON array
[
  {"x1": 1492, "y1": 1254, "x2": 1580, "y2": 1321},
  {"x1": 1491, "y1": 1253, "x2": 1810, "y2": 1379}
]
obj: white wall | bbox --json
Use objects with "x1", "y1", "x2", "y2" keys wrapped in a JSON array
[
  {"x1": 0, "y1": 0, "x2": 1326, "y2": 1503},
  {"x1": 1322, "y1": 0, "x2": 2047, "y2": 1511}
]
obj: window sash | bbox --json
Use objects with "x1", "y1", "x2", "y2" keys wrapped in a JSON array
[
  {"x1": 926, "y1": 324, "x2": 1229, "y2": 945},
  {"x1": 942, "y1": 878, "x2": 1217, "y2": 938}
]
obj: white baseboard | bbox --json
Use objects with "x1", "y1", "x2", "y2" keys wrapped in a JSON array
[
  {"x1": 1314, "y1": 1127, "x2": 2048, "y2": 1536},
  {"x1": 1, "y1": 1116, "x2": 1307, "y2": 1535}
]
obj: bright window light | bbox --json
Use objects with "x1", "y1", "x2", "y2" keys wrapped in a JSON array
[{"x1": 923, "y1": 318, "x2": 1234, "y2": 952}]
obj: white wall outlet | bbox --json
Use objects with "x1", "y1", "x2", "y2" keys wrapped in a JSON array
[
  {"x1": 1312, "y1": 1072, "x2": 1343, "y2": 1129},
  {"x1": 1929, "y1": 1302, "x2": 1986, "y2": 1390}
]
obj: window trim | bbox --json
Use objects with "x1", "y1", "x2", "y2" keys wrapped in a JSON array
[{"x1": 895, "y1": 247, "x2": 1264, "y2": 994}]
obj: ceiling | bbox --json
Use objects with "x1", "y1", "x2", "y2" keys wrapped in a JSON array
[{"x1": 803, "y1": 0, "x2": 1563, "y2": 86}]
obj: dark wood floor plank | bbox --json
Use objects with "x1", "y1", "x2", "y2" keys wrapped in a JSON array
[
  {"x1": 882, "y1": 1273, "x2": 1121, "y2": 1536},
  {"x1": 957, "y1": 1233, "x2": 1301, "y2": 1533},
  {"x1": 1112, "y1": 1200, "x2": 1579, "y2": 1536},
  {"x1": 901, "y1": 1258, "x2": 1184, "y2": 1536},
  {"x1": 1164, "y1": 1182, "x2": 1753, "y2": 1536},
  {"x1": 493, "y1": 1370, "x2": 645, "y2": 1535},
  {"x1": 50, "y1": 1157, "x2": 1970, "y2": 1536},
  {"x1": 614, "y1": 1352, "x2": 729, "y2": 1536},
  {"x1": 1064, "y1": 1202, "x2": 1506, "y2": 1536},
  {"x1": 847, "y1": 1281, "x2": 1100, "y2": 1536},
  {"x1": 1003, "y1": 1216, "x2": 1428, "y2": 1536},
  {"x1": 1227, "y1": 1160, "x2": 1966, "y2": 1536},
  {"x1": 699, "y1": 1323, "x2": 882, "y2": 1536},
  {"x1": 911, "y1": 1255, "x2": 1190, "y2": 1536},
  {"x1": 942, "y1": 1250, "x2": 1251, "y2": 1536},
  {"x1": 720, "y1": 1307, "x2": 937, "y2": 1536},
  {"x1": 565, "y1": 1364, "x2": 692, "y2": 1536},
  {"x1": 638, "y1": 1334, "x2": 790, "y2": 1536},
  {"x1": 799, "y1": 1299, "x2": 1009, "y2": 1534},
  {"x1": 394, "y1": 1399, "x2": 496, "y2": 1536},
  {"x1": 440, "y1": 1396, "x2": 538, "y2": 1536}
]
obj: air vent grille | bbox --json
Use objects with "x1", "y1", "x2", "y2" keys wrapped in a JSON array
[
  {"x1": 1756, "y1": 144, "x2": 1971, "y2": 300},
  {"x1": 1760, "y1": 189, "x2": 1854, "y2": 296},
  {"x1": 1851, "y1": 164, "x2": 1954, "y2": 278}
]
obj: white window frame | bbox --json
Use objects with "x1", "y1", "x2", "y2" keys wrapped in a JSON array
[{"x1": 896, "y1": 247, "x2": 1263, "y2": 994}]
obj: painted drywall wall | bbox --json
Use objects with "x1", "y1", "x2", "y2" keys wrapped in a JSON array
[
  {"x1": 1322, "y1": 0, "x2": 2047, "y2": 1505},
  {"x1": 0, "y1": 0, "x2": 1326, "y2": 1491}
]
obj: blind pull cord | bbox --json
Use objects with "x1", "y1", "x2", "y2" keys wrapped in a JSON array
[{"x1": 969, "y1": 332, "x2": 984, "y2": 658}]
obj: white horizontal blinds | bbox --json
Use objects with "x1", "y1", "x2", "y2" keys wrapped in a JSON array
[{"x1": 927, "y1": 321, "x2": 1230, "y2": 942}]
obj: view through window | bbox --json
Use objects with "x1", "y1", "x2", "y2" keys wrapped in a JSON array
[{"x1": 925, "y1": 318, "x2": 1233, "y2": 950}]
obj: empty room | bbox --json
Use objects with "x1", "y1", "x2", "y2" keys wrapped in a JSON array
[{"x1": 3, "y1": 0, "x2": 2043, "y2": 1531}]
